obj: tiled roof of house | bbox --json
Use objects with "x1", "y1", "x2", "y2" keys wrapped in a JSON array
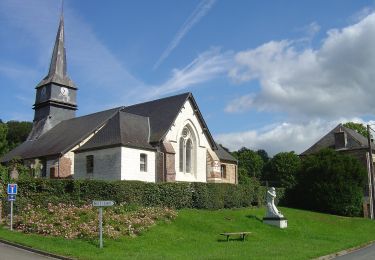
[
  {"x1": 301, "y1": 123, "x2": 374, "y2": 156},
  {"x1": 215, "y1": 143, "x2": 237, "y2": 163},
  {"x1": 76, "y1": 111, "x2": 154, "y2": 152}
]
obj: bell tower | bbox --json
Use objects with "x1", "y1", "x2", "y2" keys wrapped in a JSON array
[{"x1": 28, "y1": 14, "x2": 77, "y2": 140}]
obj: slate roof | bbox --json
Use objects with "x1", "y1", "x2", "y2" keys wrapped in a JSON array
[
  {"x1": 36, "y1": 15, "x2": 76, "y2": 89},
  {"x1": 122, "y1": 92, "x2": 217, "y2": 149},
  {"x1": 301, "y1": 123, "x2": 374, "y2": 156},
  {"x1": 1, "y1": 92, "x2": 219, "y2": 162},
  {"x1": 76, "y1": 111, "x2": 154, "y2": 152},
  {"x1": 215, "y1": 143, "x2": 238, "y2": 163},
  {"x1": 0, "y1": 108, "x2": 120, "y2": 162}
]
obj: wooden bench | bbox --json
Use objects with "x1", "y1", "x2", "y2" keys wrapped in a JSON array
[{"x1": 220, "y1": 232, "x2": 251, "y2": 241}]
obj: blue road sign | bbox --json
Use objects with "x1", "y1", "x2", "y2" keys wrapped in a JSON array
[
  {"x1": 7, "y1": 184, "x2": 17, "y2": 195},
  {"x1": 8, "y1": 195, "x2": 16, "y2": 201}
]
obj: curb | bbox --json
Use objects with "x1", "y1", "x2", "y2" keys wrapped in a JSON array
[
  {"x1": 0, "y1": 238, "x2": 74, "y2": 260},
  {"x1": 315, "y1": 240, "x2": 375, "y2": 259}
]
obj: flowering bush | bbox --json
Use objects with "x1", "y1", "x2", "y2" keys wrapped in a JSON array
[{"x1": 10, "y1": 203, "x2": 177, "y2": 240}]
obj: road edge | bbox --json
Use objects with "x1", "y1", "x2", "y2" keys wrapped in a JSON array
[
  {"x1": 0, "y1": 238, "x2": 74, "y2": 260},
  {"x1": 315, "y1": 240, "x2": 375, "y2": 259}
]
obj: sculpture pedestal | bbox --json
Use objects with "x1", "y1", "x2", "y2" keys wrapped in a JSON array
[{"x1": 263, "y1": 217, "x2": 288, "y2": 228}]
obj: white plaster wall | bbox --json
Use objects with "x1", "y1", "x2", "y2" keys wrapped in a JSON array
[
  {"x1": 121, "y1": 147, "x2": 156, "y2": 182},
  {"x1": 165, "y1": 99, "x2": 211, "y2": 182},
  {"x1": 74, "y1": 147, "x2": 121, "y2": 180}
]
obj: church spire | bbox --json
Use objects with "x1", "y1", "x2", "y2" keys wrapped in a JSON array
[
  {"x1": 29, "y1": 8, "x2": 78, "y2": 141},
  {"x1": 36, "y1": 11, "x2": 76, "y2": 89}
]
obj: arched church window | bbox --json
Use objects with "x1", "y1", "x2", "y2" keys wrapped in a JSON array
[
  {"x1": 179, "y1": 137, "x2": 184, "y2": 172},
  {"x1": 179, "y1": 126, "x2": 195, "y2": 174}
]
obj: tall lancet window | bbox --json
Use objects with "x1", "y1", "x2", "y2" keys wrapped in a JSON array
[
  {"x1": 186, "y1": 139, "x2": 192, "y2": 173},
  {"x1": 179, "y1": 137, "x2": 184, "y2": 172},
  {"x1": 179, "y1": 126, "x2": 195, "y2": 174}
]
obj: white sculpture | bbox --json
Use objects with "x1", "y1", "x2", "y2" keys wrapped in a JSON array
[{"x1": 265, "y1": 187, "x2": 284, "y2": 218}]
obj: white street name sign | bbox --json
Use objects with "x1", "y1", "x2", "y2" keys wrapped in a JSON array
[{"x1": 93, "y1": 200, "x2": 114, "y2": 207}]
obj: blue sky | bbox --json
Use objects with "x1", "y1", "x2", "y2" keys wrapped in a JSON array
[{"x1": 1, "y1": 0, "x2": 375, "y2": 155}]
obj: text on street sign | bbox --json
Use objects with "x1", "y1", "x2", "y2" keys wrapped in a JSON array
[{"x1": 93, "y1": 200, "x2": 114, "y2": 207}]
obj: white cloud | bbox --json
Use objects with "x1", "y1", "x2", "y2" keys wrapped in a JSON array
[
  {"x1": 224, "y1": 94, "x2": 254, "y2": 113},
  {"x1": 215, "y1": 118, "x2": 369, "y2": 156},
  {"x1": 144, "y1": 48, "x2": 233, "y2": 99},
  {"x1": 153, "y1": 0, "x2": 216, "y2": 69},
  {"x1": 227, "y1": 12, "x2": 375, "y2": 120}
]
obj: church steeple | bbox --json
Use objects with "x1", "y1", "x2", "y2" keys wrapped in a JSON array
[
  {"x1": 36, "y1": 14, "x2": 76, "y2": 89},
  {"x1": 28, "y1": 12, "x2": 78, "y2": 140}
]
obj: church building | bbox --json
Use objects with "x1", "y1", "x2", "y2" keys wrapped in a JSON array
[{"x1": 0, "y1": 15, "x2": 238, "y2": 184}]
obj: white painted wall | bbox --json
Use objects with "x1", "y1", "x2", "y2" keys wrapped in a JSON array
[
  {"x1": 74, "y1": 147, "x2": 121, "y2": 180},
  {"x1": 165, "y1": 99, "x2": 212, "y2": 182},
  {"x1": 121, "y1": 147, "x2": 156, "y2": 182}
]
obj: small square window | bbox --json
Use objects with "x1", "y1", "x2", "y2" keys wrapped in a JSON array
[
  {"x1": 86, "y1": 155, "x2": 94, "y2": 174},
  {"x1": 140, "y1": 153, "x2": 147, "y2": 172}
]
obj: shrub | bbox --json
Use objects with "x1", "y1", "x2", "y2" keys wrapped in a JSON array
[
  {"x1": 292, "y1": 149, "x2": 366, "y2": 216},
  {"x1": 0, "y1": 178, "x2": 277, "y2": 216},
  {"x1": 11, "y1": 203, "x2": 177, "y2": 240}
]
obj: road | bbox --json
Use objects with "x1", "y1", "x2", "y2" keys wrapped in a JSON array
[
  {"x1": 0, "y1": 242, "x2": 58, "y2": 260},
  {"x1": 335, "y1": 243, "x2": 375, "y2": 259}
]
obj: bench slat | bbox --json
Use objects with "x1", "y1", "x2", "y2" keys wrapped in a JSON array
[{"x1": 220, "y1": 232, "x2": 251, "y2": 241}]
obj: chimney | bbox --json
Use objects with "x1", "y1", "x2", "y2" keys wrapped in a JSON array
[{"x1": 334, "y1": 131, "x2": 347, "y2": 149}]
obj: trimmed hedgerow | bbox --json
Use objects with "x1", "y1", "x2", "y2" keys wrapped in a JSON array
[{"x1": 0, "y1": 178, "x2": 284, "y2": 215}]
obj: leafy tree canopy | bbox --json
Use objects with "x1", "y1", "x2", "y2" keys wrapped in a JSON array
[
  {"x1": 263, "y1": 151, "x2": 301, "y2": 189},
  {"x1": 6, "y1": 121, "x2": 32, "y2": 150},
  {"x1": 0, "y1": 122, "x2": 8, "y2": 157},
  {"x1": 232, "y1": 147, "x2": 264, "y2": 179},
  {"x1": 343, "y1": 122, "x2": 369, "y2": 138},
  {"x1": 256, "y1": 149, "x2": 269, "y2": 163}
]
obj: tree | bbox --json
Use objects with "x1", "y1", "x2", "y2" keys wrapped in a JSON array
[
  {"x1": 292, "y1": 149, "x2": 366, "y2": 216},
  {"x1": 343, "y1": 122, "x2": 368, "y2": 138},
  {"x1": 263, "y1": 152, "x2": 301, "y2": 189},
  {"x1": 0, "y1": 122, "x2": 8, "y2": 157},
  {"x1": 256, "y1": 149, "x2": 269, "y2": 163},
  {"x1": 232, "y1": 147, "x2": 264, "y2": 180},
  {"x1": 6, "y1": 121, "x2": 32, "y2": 150}
]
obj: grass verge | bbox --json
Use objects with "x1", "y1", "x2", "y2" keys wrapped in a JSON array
[{"x1": 1, "y1": 207, "x2": 375, "y2": 259}]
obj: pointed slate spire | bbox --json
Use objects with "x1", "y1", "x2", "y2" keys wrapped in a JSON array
[{"x1": 36, "y1": 13, "x2": 76, "y2": 89}]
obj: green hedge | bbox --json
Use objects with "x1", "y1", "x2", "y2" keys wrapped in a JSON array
[{"x1": 0, "y1": 179, "x2": 284, "y2": 215}]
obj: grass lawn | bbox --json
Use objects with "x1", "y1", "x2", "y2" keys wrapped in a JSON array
[{"x1": 1, "y1": 207, "x2": 375, "y2": 259}]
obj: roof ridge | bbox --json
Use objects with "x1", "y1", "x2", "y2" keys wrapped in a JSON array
[{"x1": 125, "y1": 92, "x2": 191, "y2": 108}]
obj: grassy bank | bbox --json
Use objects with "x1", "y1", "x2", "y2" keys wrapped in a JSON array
[{"x1": 1, "y1": 207, "x2": 375, "y2": 259}]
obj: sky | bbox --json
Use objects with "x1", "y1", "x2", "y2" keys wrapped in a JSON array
[{"x1": 1, "y1": 0, "x2": 375, "y2": 156}]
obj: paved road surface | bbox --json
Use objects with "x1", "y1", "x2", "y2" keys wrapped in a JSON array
[
  {"x1": 0, "y1": 242, "x2": 57, "y2": 260},
  {"x1": 335, "y1": 243, "x2": 375, "y2": 259}
]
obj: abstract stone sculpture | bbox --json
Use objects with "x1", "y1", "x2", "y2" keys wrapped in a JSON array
[{"x1": 263, "y1": 187, "x2": 287, "y2": 228}]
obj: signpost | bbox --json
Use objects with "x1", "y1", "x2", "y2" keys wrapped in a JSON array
[
  {"x1": 92, "y1": 200, "x2": 114, "y2": 248},
  {"x1": 7, "y1": 184, "x2": 17, "y2": 231}
]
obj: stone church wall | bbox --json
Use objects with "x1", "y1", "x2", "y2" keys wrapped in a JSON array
[
  {"x1": 220, "y1": 162, "x2": 237, "y2": 184},
  {"x1": 74, "y1": 147, "x2": 121, "y2": 180}
]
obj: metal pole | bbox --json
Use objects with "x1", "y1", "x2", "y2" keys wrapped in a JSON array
[
  {"x1": 367, "y1": 125, "x2": 375, "y2": 219},
  {"x1": 99, "y1": 207, "x2": 103, "y2": 248},
  {"x1": 10, "y1": 200, "x2": 13, "y2": 231}
]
